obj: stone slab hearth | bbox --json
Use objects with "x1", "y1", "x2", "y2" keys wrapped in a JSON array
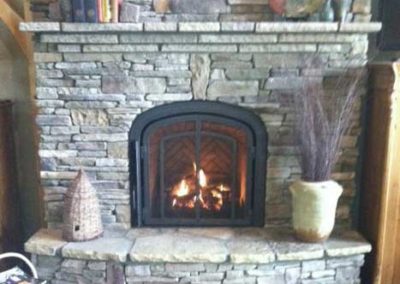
[{"x1": 25, "y1": 227, "x2": 371, "y2": 283}]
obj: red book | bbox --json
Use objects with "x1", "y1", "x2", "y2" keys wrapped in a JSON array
[
  {"x1": 111, "y1": 0, "x2": 119, "y2": 23},
  {"x1": 97, "y1": 0, "x2": 103, "y2": 22}
]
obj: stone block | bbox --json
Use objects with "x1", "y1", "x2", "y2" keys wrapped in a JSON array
[
  {"x1": 108, "y1": 142, "x2": 128, "y2": 159},
  {"x1": 20, "y1": 22, "x2": 60, "y2": 32},
  {"x1": 190, "y1": 54, "x2": 210, "y2": 100},
  {"x1": 130, "y1": 233, "x2": 228, "y2": 263},
  {"x1": 36, "y1": 115, "x2": 72, "y2": 126},
  {"x1": 255, "y1": 23, "x2": 339, "y2": 33},
  {"x1": 41, "y1": 34, "x2": 119, "y2": 44},
  {"x1": 120, "y1": 3, "x2": 141, "y2": 23},
  {"x1": 83, "y1": 44, "x2": 158, "y2": 53},
  {"x1": 221, "y1": 22, "x2": 255, "y2": 32},
  {"x1": 62, "y1": 237, "x2": 133, "y2": 262},
  {"x1": 126, "y1": 264, "x2": 151, "y2": 276},
  {"x1": 62, "y1": 23, "x2": 143, "y2": 32},
  {"x1": 64, "y1": 53, "x2": 123, "y2": 62},
  {"x1": 72, "y1": 133, "x2": 127, "y2": 142},
  {"x1": 207, "y1": 81, "x2": 259, "y2": 98},
  {"x1": 24, "y1": 229, "x2": 66, "y2": 256},
  {"x1": 162, "y1": 44, "x2": 237, "y2": 53},
  {"x1": 165, "y1": 263, "x2": 205, "y2": 272},
  {"x1": 171, "y1": 0, "x2": 228, "y2": 14},
  {"x1": 225, "y1": 68, "x2": 270, "y2": 80},
  {"x1": 34, "y1": 53, "x2": 63, "y2": 63},
  {"x1": 146, "y1": 93, "x2": 192, "y2": 101},
  {"x1": 240, "y1": 44, "x2": 317, "y2": 53},
  {"x1": 57, "y1": 44, "x2": 81, "y2": 52},
  {"x1": 71, "y1": 109, "x2": 109, "y2": 126},
  {"x1": 120, "y1": 34, "x2": 197, "y2": 43},
  {"x1": 200, "y1": 34, "x2": 277, "y2": 43},
  {"x1": 179, "y1": 22, "x2": 221, "y2": 32},
  {"x1": 145, "y1": 22, "x2": 178, "y2": 32},
  {"x1": 324, "y1": 231, "x2": 372, "y2": 257}
]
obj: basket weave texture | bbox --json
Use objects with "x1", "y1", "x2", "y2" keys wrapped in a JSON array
[{"x1": 62, "y1": 170, "x2": 103, "y2": 242}]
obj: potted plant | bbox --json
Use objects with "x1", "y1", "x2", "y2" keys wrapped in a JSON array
[{"x1": 290, "y1": 61, "x2": 363, "y2": 242}]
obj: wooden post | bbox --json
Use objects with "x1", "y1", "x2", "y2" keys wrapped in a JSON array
[{"x1": 360, "y1": 62, "x2": 400, "y2": 284}]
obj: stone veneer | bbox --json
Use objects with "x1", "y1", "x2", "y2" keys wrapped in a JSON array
[
  {"x1": 20, "y1": 21, "x2": 381, "y2": 229},
  {"x1": 25, "y1": 227, "x2": 371, "y2": 283}
]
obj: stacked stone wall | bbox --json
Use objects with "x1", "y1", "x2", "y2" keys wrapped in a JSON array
[{"x1": 22, "y1": 22, "x2": 378, "y2": 229}]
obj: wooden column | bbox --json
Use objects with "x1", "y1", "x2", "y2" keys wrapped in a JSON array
[{"x1": 360, "y1": 62, "x2": 400, "y2": 284}]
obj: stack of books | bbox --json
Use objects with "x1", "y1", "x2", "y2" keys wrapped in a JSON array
[{"x1": 61, "y1": 0, "x2": 122, "y2": 23}]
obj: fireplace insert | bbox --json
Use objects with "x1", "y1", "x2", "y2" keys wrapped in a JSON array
[{"x1": 129, "y1": 101, "x2": 268, "y2": 227}]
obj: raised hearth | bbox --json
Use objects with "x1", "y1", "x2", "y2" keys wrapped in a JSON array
[{"x1": 25, "y1": 227, "x2": 371, "y2": 283}]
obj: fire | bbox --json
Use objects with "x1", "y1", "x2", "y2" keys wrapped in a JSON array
[
  {"x1": 199, "y1": 169, "x2": 207, "y2": 187},
  {"x1": 175, "y1": 180, "x2": 190, "y2": 197},
  {"x1": 170, "y1": 163, "x2": 231, "y2": 211}
]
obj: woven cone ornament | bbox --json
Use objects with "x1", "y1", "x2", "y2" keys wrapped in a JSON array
[{"x1": 63, "y1": 169, "x2": 103, "y2": 242}]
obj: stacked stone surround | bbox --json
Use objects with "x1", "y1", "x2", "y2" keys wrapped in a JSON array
[
  {"x1": 20, "y1": 21, "x2": 381, "y2": 229},
  {"x1": 31, "y1": 0, "x2": 372, "y2": 23},
  {"x1": 25, "y1": 227, "x2": 371, "y2": 283}
]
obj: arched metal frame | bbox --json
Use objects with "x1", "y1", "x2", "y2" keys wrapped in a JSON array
[{"x1": 129, "y1": 101, "x2": 268, "y2": 227}]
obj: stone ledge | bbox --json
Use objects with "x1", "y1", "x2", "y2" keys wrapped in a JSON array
[
  {"x1": 19, "y1": 22, "x2": 382, "y2": 34},
  {"x1": 25, "y1": 228, "x2": 372, "y2": 264}
]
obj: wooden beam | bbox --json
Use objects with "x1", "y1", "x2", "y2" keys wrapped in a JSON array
[{"x1": 0, "y1": 0, "x2": 31, "y2": 59}]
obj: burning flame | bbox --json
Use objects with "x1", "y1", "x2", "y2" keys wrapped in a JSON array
[
  {"x1": 198, "y1": 169, "x2": 207, "y2": 187},
  {"x1": 170, "y1": 163, "x2": 233, "y2": 211},
  {"x1": 175, "y1": 180, "x2": 190, "y2": 197}
]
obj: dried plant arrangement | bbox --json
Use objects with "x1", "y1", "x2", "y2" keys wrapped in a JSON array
[
  {"x1": 288, "y1": 56, "x2": 366, "y2": 242},
  {"x1": 292, "y1": 59, "x2": 364, "y2": 182}
]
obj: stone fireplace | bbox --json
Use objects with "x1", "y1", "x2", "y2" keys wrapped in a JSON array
[{"x1": 20, "y1": 20, "x2": 380, "y2": 283}]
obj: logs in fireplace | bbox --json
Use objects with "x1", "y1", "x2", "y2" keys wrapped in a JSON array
[{"x1": 129, "y1": 101, "x2": 267, "y2": 227}]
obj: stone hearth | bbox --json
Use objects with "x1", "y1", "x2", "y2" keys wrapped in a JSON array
[{"x1": 25, "y1": 227, "x2": 371, "y2": 283}]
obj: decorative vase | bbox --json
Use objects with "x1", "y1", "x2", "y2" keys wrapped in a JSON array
[
  {"x1": 320, "y1": 0, "x2": 335, "y2": 22},
  {"x1": 290, "y1": 180, "x2": 342, "y2": 242},
  {"x1": 332, "y1": 0, "x2": 352, "y2": 22}
]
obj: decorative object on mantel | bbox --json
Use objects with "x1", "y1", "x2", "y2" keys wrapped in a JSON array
[
  {"x1": 332, "y1": 0, "x2": 352, "y2": 22},
  {"x1": 289, "y1": 57, "x2": 364, "y2": 242},
  {"x1": 320, "y1": 0, "x2": 335, "y2": 22},
  {"x1": 269, "y1": 0, "x2": 325, "y2": 19},
  {"x1": 62, "y1": 169, "x2": 103, "y2": 242}
]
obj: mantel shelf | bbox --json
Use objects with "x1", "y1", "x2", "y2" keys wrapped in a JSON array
[{"x1": 19, "y1": 21, "x2": 382, "y2": 34}]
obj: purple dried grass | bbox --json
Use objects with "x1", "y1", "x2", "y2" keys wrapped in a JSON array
[{"x1": 293, "y1": 59, "x2": 364, "y2": 182}]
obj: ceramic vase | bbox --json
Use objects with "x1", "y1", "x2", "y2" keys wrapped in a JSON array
[{"x1": 290, "y1": 180, "x2": 343, "y2": 242}]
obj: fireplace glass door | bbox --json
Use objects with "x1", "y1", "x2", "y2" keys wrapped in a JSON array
[{"x1": 129, "y1": 101, "x2": 267, "y2": 227}]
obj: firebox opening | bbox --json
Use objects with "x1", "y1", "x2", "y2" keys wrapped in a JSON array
[{"x1": 129, "y1": 101, "x2": 268, "y2": 227}]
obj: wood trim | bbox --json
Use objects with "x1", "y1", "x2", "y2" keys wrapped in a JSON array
[
  {"x1": 0, "y1": 0, "x2": 31, "y2": 59},
  {"x1": 361, "y1": 62, "x2": 400, "y2": 284}
]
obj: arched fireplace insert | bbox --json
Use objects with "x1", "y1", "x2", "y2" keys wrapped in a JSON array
[{"x1": 129, "y1": 101, "x2": 268, "y2": 227}]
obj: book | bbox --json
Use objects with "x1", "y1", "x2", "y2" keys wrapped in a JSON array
[
  {"x1": 97, "y1": 0, "x2": 103, "y2": 22},
  {"x1": 59, "y1": 0, "x2": 73, "y2": 22},
  {"x1": 71, "y1": 0, "x2": 86, "y2": 22},
  {"x1": 102, "y1": 0, "x2": 111, "y2": 23},
  {"x1": 111, "y1": 0, "x2": 119, "y2": 23},
  {"x1": 85, "y1": 0, "x2": 98, "y2": 23}
]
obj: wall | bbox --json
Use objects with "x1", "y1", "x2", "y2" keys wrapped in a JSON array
[
  {"x1": 22, "y1": 22, "x2": 380, "y2": 229},
  {"x1": 0, "y1": 23, "x2": 43, "y2": 240}
]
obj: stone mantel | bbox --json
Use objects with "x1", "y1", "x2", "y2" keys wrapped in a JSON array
[{"x1": 20, "y1": 22, "x2": 382, "y2": 34}]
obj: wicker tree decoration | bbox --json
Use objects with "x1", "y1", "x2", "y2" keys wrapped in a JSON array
[{"x1": 63, "y1": 169, "x2": 103, "y2": 242}]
